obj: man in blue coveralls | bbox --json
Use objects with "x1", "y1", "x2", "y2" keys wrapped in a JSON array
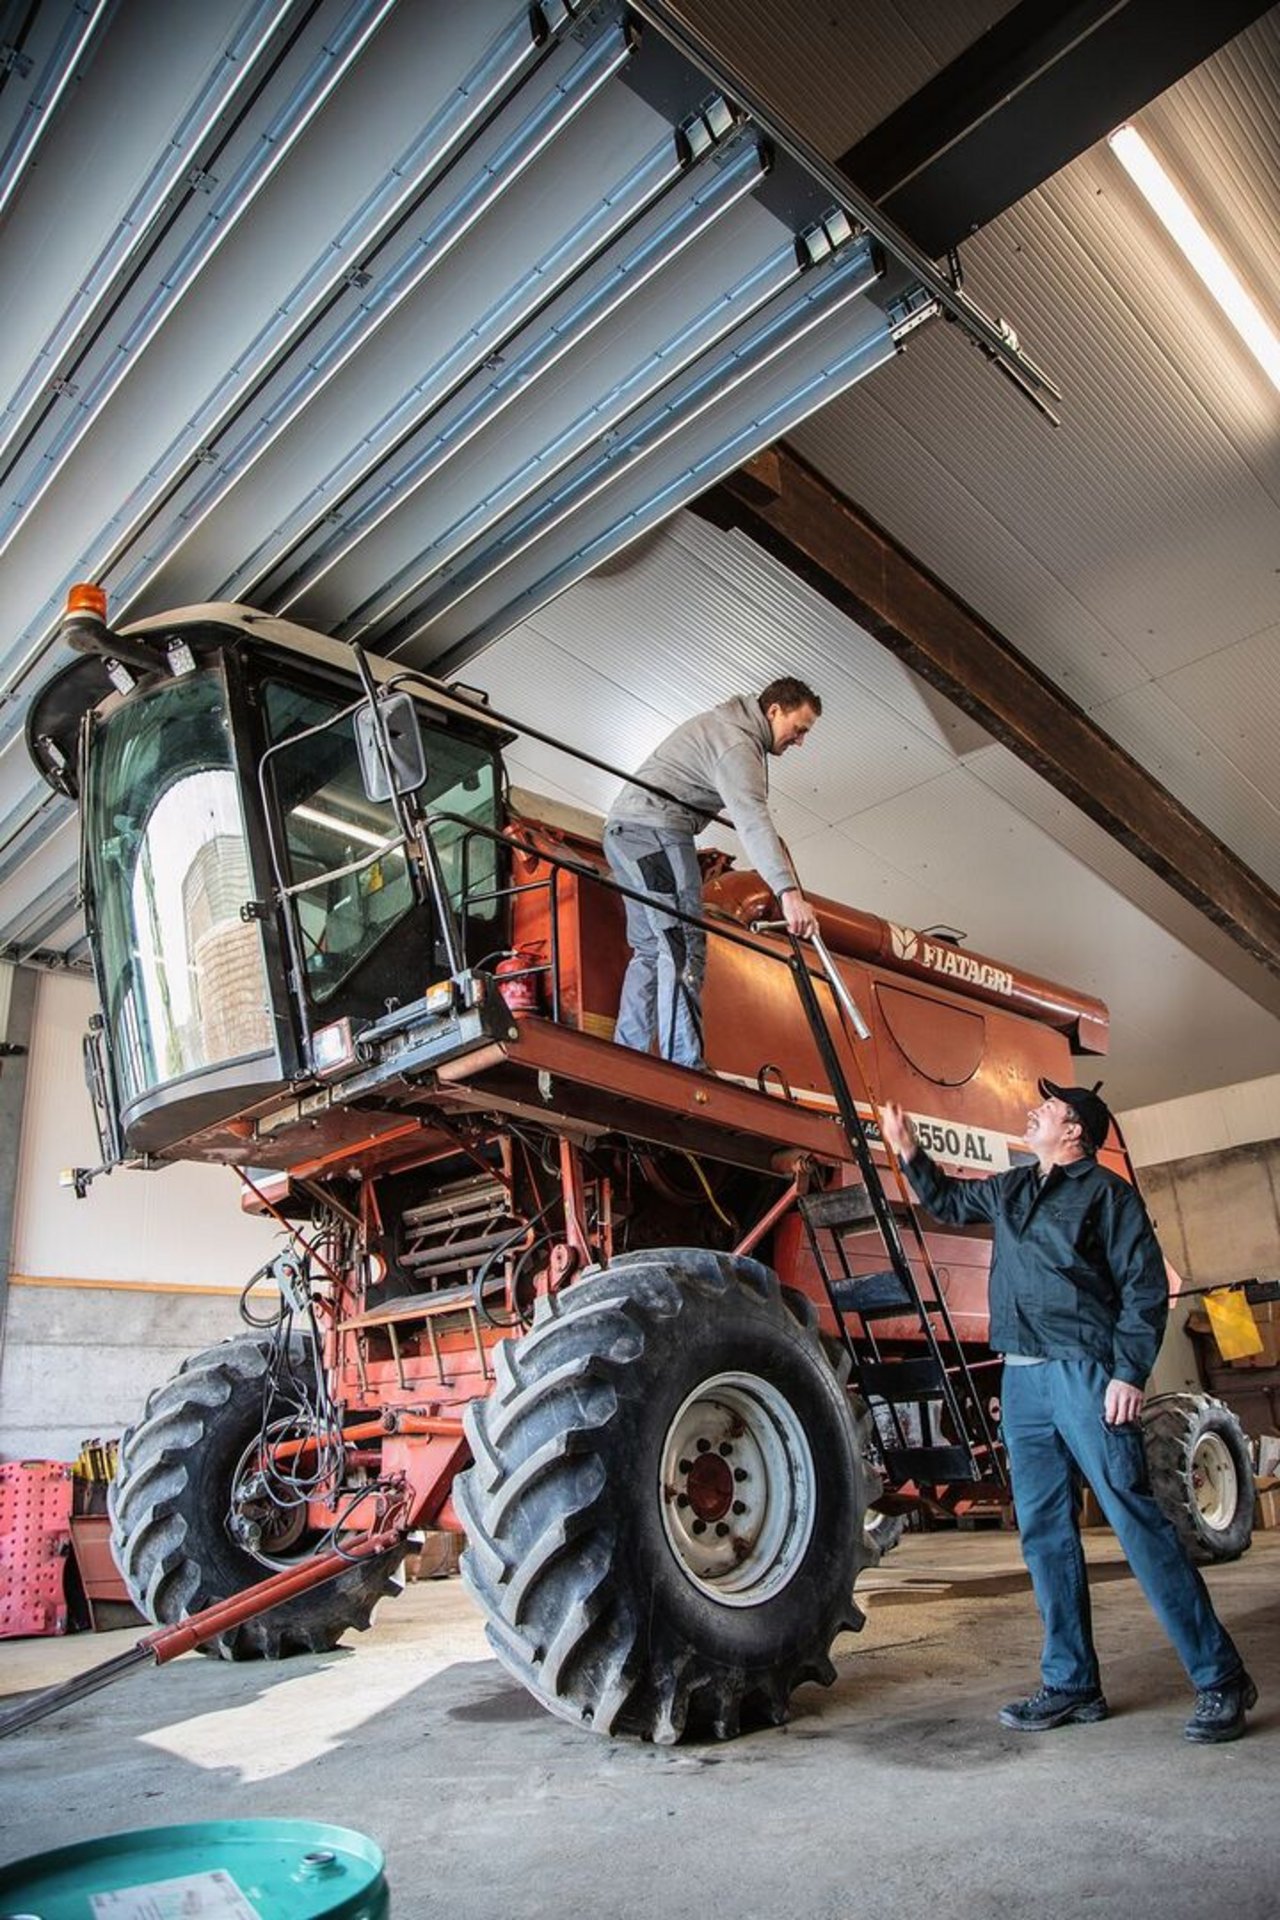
[{"x1": 881, "y1": 1080, "x2": 1256, "y2": 1743}]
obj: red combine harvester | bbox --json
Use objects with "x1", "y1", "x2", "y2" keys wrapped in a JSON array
[{"x1": 22, "y1": 592, "x2": 1252, "y2": 1744}]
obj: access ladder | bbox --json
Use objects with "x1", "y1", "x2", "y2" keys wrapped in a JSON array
[{"x1": 786, "y1": 934, "x2": 1007, "y2": 1498}]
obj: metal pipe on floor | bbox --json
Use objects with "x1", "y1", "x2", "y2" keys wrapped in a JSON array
[{"x1": 0, "y1": 1525, "x2": 406, "y2": 1740}]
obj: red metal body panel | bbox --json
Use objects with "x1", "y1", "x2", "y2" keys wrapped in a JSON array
[
  {"x1": 505, "y1": 815, "x2": 630, "y2": 1037},
  {"x1": 705, "y1": 870, "x2": 1110, "y2": 1053},
  {"x1": 506, "y1": 809, "x2": 1104, "y2": 1138}
]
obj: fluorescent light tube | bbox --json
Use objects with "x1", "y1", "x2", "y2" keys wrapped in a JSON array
[
  {"x1": 293, "y1": 805, "x2": 390, "y2": 850},
  {"x1": 1109, "y1": 123, "x2": 1280, "y2": 393}
]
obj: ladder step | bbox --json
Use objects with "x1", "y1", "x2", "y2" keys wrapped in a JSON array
[
  {"x1": 800, "y1": 1182, "x2": 875, "y2": 1230},
  {"x1": 859, "y1": 1356, "x2": 946, "y2": 1400},
  {"x1": 883, "y1": 1445, "x2": 976, "y2": 1484},
  {"x1": 830, "y1": 1269, "x2": 913, "y2": 1316}
]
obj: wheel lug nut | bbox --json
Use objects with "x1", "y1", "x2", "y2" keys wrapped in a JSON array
[
  {"x1": 678, "y1": 1459, "x2": 692, "y2": 1473},
  {"x1": 692, "y1": 1518, "x2": 707, "y2": 1535},
  {"x1": 734, "y1": 1468, "x2": 748, "y2": 1482},
  {"x1": 676, "y1": 1494, "x2": 689, "y2": 1509},
  {"x1": 696, "y1": 1437, "x2": 711, "y2": 1453},
  {"x1": 715, "y1": 1522, "x2": 730, "y2": 1537},
  {"x1": 732, "y1": 1500, "x2": 746, "y2": 1515},
  {"x1": 718, "y1": 1442, "x2": 732, "y2": 1456}
]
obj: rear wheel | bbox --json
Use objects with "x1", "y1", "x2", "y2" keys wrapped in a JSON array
[
  {"x1": 109, "y1": 1333, "x2": 406, "y2": 1657},
  {"x1": 864, "y1": 1510, "x2": 907, "y2": 1555},
  {"x1": 1142, "y1": 1392, "x2": 1255, "y2": 1564},
  {"x1": 454, "y1": 1249, "x2": 875, "y2": 1742}
]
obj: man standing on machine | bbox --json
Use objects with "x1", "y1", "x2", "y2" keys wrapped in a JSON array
[{"x1": 603, "y1": 678, "x2": 821, "y2": 1070}]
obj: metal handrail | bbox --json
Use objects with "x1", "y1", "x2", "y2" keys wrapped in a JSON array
[
  {"x1": 423, "y1": 803, "x2": 872, "y2": 1133},
  {"x1": 433, "y1": 806, "x2": 799, "y2": 972}
]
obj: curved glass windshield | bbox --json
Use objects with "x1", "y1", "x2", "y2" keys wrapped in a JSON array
[{"x1": 85, "y1": 670, "x2": 273, "y2": 1109}]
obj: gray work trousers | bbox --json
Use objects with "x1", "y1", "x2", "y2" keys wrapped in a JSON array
[{"x1": 603, "y1": 820, "x2": 706, "y2": 1068}]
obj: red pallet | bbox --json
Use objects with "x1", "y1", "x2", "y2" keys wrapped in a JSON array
[{"x1": 0, "y1": 1460, "x2": 72, "y2": 1637}]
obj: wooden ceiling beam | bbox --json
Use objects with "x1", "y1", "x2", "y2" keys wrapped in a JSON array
[{"x1": 694, "y1": 444, "x2": 1280, "y2": 981}]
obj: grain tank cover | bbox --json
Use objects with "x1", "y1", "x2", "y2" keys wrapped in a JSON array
[{"x1": 704, "y1": 869, "x2": 1109, "y2": 1054}]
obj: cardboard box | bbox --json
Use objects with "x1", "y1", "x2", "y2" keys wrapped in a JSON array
[
  {"x1": 403, "y1": 1529, "x2": 463, "y2": 1580},
  {"x1": 1188, "y1": 1299, "x2": 1280, "y2": 1370},
  {"x1": 1253, "y1": 1485, "x2": 1280, "y2": 1530}
]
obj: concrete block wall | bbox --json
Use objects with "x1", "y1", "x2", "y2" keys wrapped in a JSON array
[
  {"x1": 2, "y1": 1280, "x2": 255, "y2": 1461},
  {"x1": 1123, "y1": 1070, "x2": 1280, "y2": 1288},
  {"x1": 1131, "y1": 1140, "x2": 1280, "y2": 1416}
]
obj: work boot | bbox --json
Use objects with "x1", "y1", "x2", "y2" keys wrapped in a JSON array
[
  {"x1": 997, "y1": 1686, "x2": 1108, "y2": 1731},
  {"x1": 1184, "y1": 1671, "x2": 1257, "y2": 1744}
]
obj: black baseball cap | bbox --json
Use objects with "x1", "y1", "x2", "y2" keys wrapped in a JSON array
[{"x1": 1038, "y1": 1078, "x2": 1112, "y2": 1152}]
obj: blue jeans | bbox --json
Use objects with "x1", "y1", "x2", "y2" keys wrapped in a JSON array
[
  {"x1": 1001, "y1": 1359, "x2": 1241, "y2": 1694},
  {"x1": 603, "y1": 821, "x2": 706, "y2": 1068}
]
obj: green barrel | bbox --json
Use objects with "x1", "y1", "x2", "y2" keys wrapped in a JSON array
[{"x1": 0, "y1": 1820, "x2": 389, "y2": 1919}]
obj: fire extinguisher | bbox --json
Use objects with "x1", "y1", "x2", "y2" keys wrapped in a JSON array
[{"x1": 495, "y1": 949, "x2": 542, "y2": 1013}]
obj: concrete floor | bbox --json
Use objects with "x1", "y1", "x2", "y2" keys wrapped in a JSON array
[{"x1": 1, "y1": 1530, "x2": 1276, "y2": 1920}]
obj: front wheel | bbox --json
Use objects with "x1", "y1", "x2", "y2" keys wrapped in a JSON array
[
  {"x1": 1142, "y1": 1392, "x2": 1255, "y2": 1563},
  {"x1": 454, "y1": 1250, "x2": 875, "y2": 1743},
  {"x1": 109, "y1": 1333, "x2": 406, "y2": 1657}
]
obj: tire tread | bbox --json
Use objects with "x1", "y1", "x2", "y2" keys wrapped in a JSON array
[{"x1": 457, "y1": 1251, "x2": 875, "y2": 1742}]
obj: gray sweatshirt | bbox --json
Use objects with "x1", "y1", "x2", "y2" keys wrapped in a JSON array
[{"x1": 606, "y1": 695, "x2": 798, "y2": 900}]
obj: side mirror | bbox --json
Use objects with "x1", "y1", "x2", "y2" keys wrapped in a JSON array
[{"x1": 355, "y1": 693, "x2": 427, "y2": 801}]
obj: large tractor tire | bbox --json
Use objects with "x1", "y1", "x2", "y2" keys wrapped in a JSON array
[
  {"x1": 864, "y1": 1510, "x2": 907, "y2": 1556},
  {"x1": 454, "y1": 1249, "x2": 876, "y2": 1743},
  {"x1": 108, "y1": 1333, "x2": 406, "y2": 1658},
  {"x1": 1142, "y1": 1392, "x2": 1255, "y2": 1564}
]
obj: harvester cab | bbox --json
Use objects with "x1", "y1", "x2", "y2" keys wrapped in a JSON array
[{"x1": 30, "y1": 596, "x2": 514, "y2": 1171}]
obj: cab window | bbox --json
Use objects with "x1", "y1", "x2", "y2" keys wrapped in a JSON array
[{"x1": 262, "y1": 679, "x2": 500, "y2": 1004}]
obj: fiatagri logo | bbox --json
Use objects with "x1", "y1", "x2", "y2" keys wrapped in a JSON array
[{"x1": 887, "y1": 924, "x2": 1014, "y2": 998}]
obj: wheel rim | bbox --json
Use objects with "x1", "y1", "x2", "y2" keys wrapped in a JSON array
[
  {"x1": 229, "y1": 1435, "x2": 317, "y2": 1568},
  {"x1": 1190, "y1": 1431, "x2": 1239, "y2": 1531},
  {"x1": 659, "y1": 1371, "x2": 816, "y2": 1607}
]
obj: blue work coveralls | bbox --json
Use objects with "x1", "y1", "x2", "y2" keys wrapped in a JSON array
[{"x1": 902, "y1": 1147, "x2": 1243, "y2": 1695}]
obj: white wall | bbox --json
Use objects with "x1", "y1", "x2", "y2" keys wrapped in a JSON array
[
  {"x1": 2, "y1": 971, "x2": 277, "y2": 1459},
  {"x1": 1119, "y1": 1072, "x2": 1280, "y2": 1169},
  {"x1": 12, "y1": 971, "x2": 277, "y2": 1285}
]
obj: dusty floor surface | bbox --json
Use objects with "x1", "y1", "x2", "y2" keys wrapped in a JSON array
[{"x1": 1, "y1": 1530, "x2": 1276, "y2": 1920}]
